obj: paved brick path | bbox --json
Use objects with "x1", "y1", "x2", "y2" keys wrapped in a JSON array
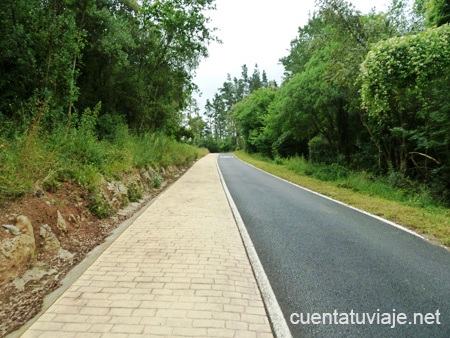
[{"x1": 21, "y1": 154, "x2": 274, "y2": 338}]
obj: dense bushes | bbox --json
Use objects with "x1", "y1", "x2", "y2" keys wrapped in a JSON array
[
  {"x1": 218, "y1": 1, "x2": 450, "y2": 205},
  {"x1": 0, "y1": 0, "x2": 212, "y2": 205},
  {"x1": 267, "y1": 155, "x2": 437, "y2": 208},
  {"x1": 0, "y1": 0, "x2": 217, "y2": 136}
]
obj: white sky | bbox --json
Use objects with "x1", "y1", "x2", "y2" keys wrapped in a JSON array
[{"x1": 193, "y1": 0, "x2": 392, "y2": 111}]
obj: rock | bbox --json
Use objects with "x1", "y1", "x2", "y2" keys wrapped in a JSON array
[
  {"x1": 16, "y1": 215, "x2": 34, "y2": 236},
  {"x1": 106, "y1": 181, "x2": 115, "y2": 192},
  {"x1": 32, "y1": 184, "x2": 45, "y2": 198},
  {"x1": 167, "y1": 165, "x2": 176, "y2": 175},
  {"x1": 116, "y1": 181, "x2": 128, "y2": 200},
  {"x1": 124, "y1": 171, "x2": 142, "y2": 188},
  {"x1": 57, "y1": 248, "x2": 74, "y2": 261},
  {"x1": 140, "y1": 169, "x2": 152, "y2": 186},
  {"x1": 2, "y1": 224, "x2": 21, "y2": 236},
  {"x1": 81, "y1": 210, "x2": 90, "y2": 222},
  {"x1": 107, "y1": 180, "x2": 128, "y2": 195},
  {"x1": 56, "y1": 210, "x2": 68, "y2": 233},
  {"x1": 0, "y1": 216, "x2": 36, "y2": 283},
  {"x1": 106, "y1": 181, "x2": 129, "y2": 208},
  {"x1": 12, "y1": 262, "x2": 57, "y2": 291},
  {"x1": 110, "y1": 197, "x2": 122, "y2": 211},
  {"x1": 39, "y1": 224, "x2": 73, "y2": 261},
  {"x1": 33, "y1": 188, "x2": 45, "y2": 198},
  {"x1": 68, "y1": 214, "x2": 79, "y2": 228},
  {"x1": 39, "y1": 224, "x2": 60, "y2": 255}
]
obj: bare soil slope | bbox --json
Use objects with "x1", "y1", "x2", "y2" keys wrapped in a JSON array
[{"x1": 0, "y1": 166, "x2": 186, "y2": 337}]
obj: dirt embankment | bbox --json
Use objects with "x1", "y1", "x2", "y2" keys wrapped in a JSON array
[{"x1": 0, "y1": 164, "x2": 188, "y2": 337}]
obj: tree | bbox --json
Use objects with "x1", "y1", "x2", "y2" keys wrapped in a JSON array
[
  {"x1": 233, "y1": 88, "x2": 276, "y2": 154},
  {"x1": 203, "y1": 64, "x2": 272, "y2": 150},
  {"x1": 425, "y1": 0, "x2": 450, "y2": 26},
  {"x1": 0, "y1": 0, "x2": 84, "y2": 133},
  {"x1": 249, "y1": 64, "x2": 263, "y2": 93},
  {"x1": 0, "y1": 0, "x2": 218, "y2": 139},
  {"x1": 274, "y1": 0, "x2": 421, "y2": 165},
  {"x1": 77, "y1": 0, "x2": 217, "y2": 133},
  {"x1": 360, "y1": 24, "x2": 450, "y2": 180},
  {"x1": 277, "y1": 1, "x2": 371, "y2": 162},
  {"x1": 264, "y1": 51, "x2": 344, "y2": 160}
]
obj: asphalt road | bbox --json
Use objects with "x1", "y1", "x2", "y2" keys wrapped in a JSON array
[{"x1": 217, "y1": 154, "x2": 450, "y2": 338}]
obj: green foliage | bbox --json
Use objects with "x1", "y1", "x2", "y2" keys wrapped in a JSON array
[
  {"x1": 218, "y1": 0, "x2": 450, "y2": 205},
  {"x1": 152, "y1": 176, "x2": 162, "y2": 189},
  {"x1": 89, "y1": 193, "x2": 114, "y2": 219},
  {"x1": 126, "y1": 132, "x2": 200, "y2": 168},
  {"x1": 1, "y1": 0, "x2": 217, "y2": 137},
  {"x1": 360, "y1": 24, "x2": 450, "y2": 185},
  {"x1": 361, "y1": 25, "x2": 450, "y2": 119},
  {"x1": 264, "y1": 1, "x2": 382, "y2": 162},
  {"x1": 128, "y1": 183, "x2": 143, "y2": 202},
  {"x1": 258, "y1": 154, "x2": 436, "y2": 208},
  {"x1": 425, "y1": 0, "x2": 450, "y2": 27},
  {"x1": 0, "y1": 0, "x2": 213, "y2": 206},
  {"x1": 233, "y1": 88, "x2": 276, "y2": 154},
  {"x1": 308, "y1": 135, "x2": 336, "y2": 164},
  {"x1": 0, "y1": 117, "x2": 206, "y2": 204},
  {"x1": 197, "y1": 136, "x2": 234, "y2": 153},
  {"x1": 0, "y1": 133, "x2": 56, "y2": 200},
  {"x1": 204, "y1": 64, "x2": 276, "y2": 150}
]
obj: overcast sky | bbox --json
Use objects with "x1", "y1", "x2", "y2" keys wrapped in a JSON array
[{"x1": 193, "y1": 0, "x2": 393, "y2": 111}]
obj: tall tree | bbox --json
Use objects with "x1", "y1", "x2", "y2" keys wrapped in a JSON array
[
  {"x1": 0, "y1": 0, "x2": 217, "y2": 137},
  {"x1": 203, "y1": 64, "x2": 274, "y2": 150},
  {"x1": 360, "y1": 24, "x2": 450, "y2": 179},
  {"x1": 0, "y1": 0, "x2": 83, "y2": 132},
  {"x1": 274, "y1": 0, "x2": 420, "y2": 164},
  {"x1": 233, "y1": 88, "x2": 276, "y2": 154},
  {"x1": 77, "y1": 0, "x2": 217, "y2": 133}
]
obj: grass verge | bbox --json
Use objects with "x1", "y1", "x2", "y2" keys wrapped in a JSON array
[
  {"x1": 235, "y1": 151, "x2": 450, "y2": 247},
  {"x1": 0, "y1": 119, "x2": 208, "y2": 215}
]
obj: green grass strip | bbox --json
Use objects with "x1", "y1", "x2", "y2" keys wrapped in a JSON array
[{"x1": 234, "y1": 151, "x2": 450, "y2": 247}]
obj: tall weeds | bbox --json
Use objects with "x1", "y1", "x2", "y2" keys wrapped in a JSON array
[
  {"x1": 0, "y1": 108, "x2": 207, "y2": 203},
  {"x1": 261, "y1": 155, "x2": 439, "y2": 209}
]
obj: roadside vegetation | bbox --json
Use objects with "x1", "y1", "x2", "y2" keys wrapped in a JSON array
[
  {"x1": 201, "y1": 0, "x2": 450, "y2": 246},
  {"x1": 0, "y1": 0, "x2": 213, "y2": 208},
  {"x1": 236, "y1": 151, "x2": 450, "y2": 247},
  {"x1": 0, "y1": 112, "x2": 207, "y2": 204}
]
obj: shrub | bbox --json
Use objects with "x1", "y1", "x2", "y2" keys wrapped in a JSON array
[
  {"x1": 89, "y1": 193, "x2": 113, "y2": 219},
  {"x1": 128, "y1": 183, "x2": 143, "y2": 202},
  {"x1": 0, "y1": 103, "x2": 207, "y2": 206},
  {"x1": 308, "y1": 135, "x2": 336, "y2": 164}
]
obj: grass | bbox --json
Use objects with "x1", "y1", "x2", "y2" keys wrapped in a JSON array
[
  {"x1": 235, "y1": 151, "x2": 450, "y2": 247},
  {"x1": 0, "y1": 120, "x2": 208, "y2": 216}
]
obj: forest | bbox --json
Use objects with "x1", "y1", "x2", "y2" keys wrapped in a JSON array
[
  {"x1": 0, "y1": 0, "x2": 218, "y2": 134},
  {"x1": 0, "y1": 0, "x2": 216, "y2": 203},
  {"x1": 1, "y1": 0, "x2": 450, "y2": 207},
  {"x1": 204, "y1": 0, "x2": 450, "y2": 206}
]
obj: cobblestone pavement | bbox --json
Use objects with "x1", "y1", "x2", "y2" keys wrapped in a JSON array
[{"x1": 21, "y1": 154, "x2": 274, "y2": 338}]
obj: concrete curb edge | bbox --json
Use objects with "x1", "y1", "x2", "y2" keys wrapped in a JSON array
[{"x1": 9, "y1": 192, "x2": 163, "y2": 338}]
